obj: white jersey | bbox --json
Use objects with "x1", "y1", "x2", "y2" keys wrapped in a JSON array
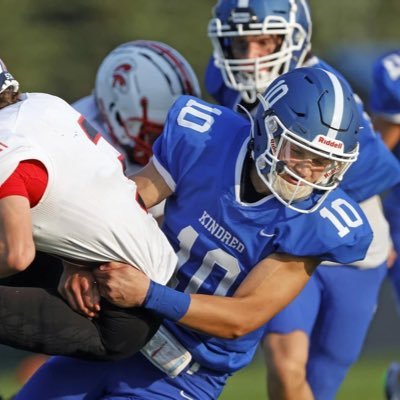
[
  {"x1": 72, "y1": 95, "x2": 141, "y2": 176},
  {"x1": 0, "y1": 93, "x2": 176, "y2": 284},
  {"x1": 72, "y1": 94, "x2": 164, "y2": 218}
]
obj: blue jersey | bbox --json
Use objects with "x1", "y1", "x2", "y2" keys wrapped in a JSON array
[
  {"x1": 152, "y1": 95, "x2": 372, "y2": 373},
  {"x1": 370, "y1": 51, "x2": 400, "y2": 310},
  {"x1": 370, "y1": 50, "x2": 400, "y2": 158},
  {"x1": 205, "y1": 57, "x2": 400, "y2": 202},
  {"x1": 369, "y1": 51, "x2": 400, "y2": 241}
]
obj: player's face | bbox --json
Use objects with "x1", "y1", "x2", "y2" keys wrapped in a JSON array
[
  {"x1": 278, "y1": 142, "x2": 334, "y2": 184},
  {"x1": 231, "y1": 35, "x2": 283, "y2": 60}
]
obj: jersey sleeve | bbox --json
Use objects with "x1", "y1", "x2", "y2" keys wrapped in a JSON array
[
  {"x1": 0, "y1": 163, "x2": 29, "y2": 199},
  {"x1": 273, "y1": 190, "x2": 373, "y2": 264},
  {"x1": 0, "y1": 160, "x2": 48, "y2": 207},
  {"x1": 152, "y1": 95, "x2": 225, "y2": 192},
  {"x1": 0, "y1": 133, "x2": 21, "y2": 185},
  {"x1": 0, "y1": 134, "x2": 43, "y2": 186}
]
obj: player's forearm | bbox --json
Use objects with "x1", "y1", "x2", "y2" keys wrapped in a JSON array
[
  {"x1": 143, "y1": 281, "x2": 272, "y2": 339},
  {"x1": 178, "y1": 293, "x2": 271, "y2": 338},
  {"x1": 144, "y1": 255, "x2": 319, "y2": 339},
  {"x1": 0, "y1": 243, "x2": 35, "y2": 277}
]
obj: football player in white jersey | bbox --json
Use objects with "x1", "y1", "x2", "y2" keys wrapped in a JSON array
[
  {"x1": 0, "y1": 57, "x2": 178, "y2": 360},
  {"x1": 0, "y1": 40, "x2": 201, "y2": 387}
]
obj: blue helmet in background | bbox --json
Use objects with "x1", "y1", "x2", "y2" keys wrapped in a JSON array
[
  {"x1": 208, "y1": 0, "x2": 312, "y2": 103},
  {"x1": 251, "y1": 67, "x2": 360, "y2": 213},
  {"x1": 0, "y1": 59, "x2": 19, "y2": 94}
]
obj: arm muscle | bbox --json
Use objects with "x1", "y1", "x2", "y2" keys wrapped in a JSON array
[{"x1": 179, "y1": 254, "x2": 319, "y2": 338}]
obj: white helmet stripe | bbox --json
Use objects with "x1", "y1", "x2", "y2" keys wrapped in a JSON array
[
  {"x1": 238, "y1": 0, "x2": 250, "y2": 7},
  {"x1": 324, "y1": 70, "x2": 345, "y2": 139}
]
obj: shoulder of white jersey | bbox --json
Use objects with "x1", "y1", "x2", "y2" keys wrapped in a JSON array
[
  {"x1": 0, "y1": 122, "x2": 43, "y2": 186},
  {"x1": 0, "y1": 93, "x2": 81, "y2": 185},
  {"x1": 25, "y1": 92, "x2": 71, "y2": 106},
  {"x1": 22, "y1": 93, "x2": 80, "y2": 120},
  {"x1": 72, "y1": 94, "x2": 105, "y2": 134}
]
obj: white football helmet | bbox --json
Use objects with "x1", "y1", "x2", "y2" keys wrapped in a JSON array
[
  {"x1": 0, "y1": 58, "x2": 19, "y2": 94},
  {"x1": 95, "y1": 41, "x2": 201, "y2": 165}
]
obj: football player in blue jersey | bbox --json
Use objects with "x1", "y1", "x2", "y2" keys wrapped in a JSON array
[
  {"x1": 370, "y1": 49, "x2": 400, "y2": 400},
  {"x1": 15, "y1": 67, "x2": 372, "y2": 400},
  {"x1": 204, "y1": 1, "x2": 400, "y2": 399}
]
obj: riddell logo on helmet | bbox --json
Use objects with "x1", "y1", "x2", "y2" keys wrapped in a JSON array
[{"x1": 316, "y1": 135, "x2": 343, "y2": 150}]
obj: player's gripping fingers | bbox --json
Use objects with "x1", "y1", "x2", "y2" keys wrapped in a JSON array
[
  {"x1": 58, "y1": 265, "x2": 97, "y2": 317},
  {"x1": 72, "y1": 274, "x2": 98, "y2": 317},
  {"x1": 82, "y1": 278, "x2": 101, "y2": 315},
  {"x1": 58, "y1": 273, "x2": 81, "y2": 314},
  {"x1": 94, "y1": 262, "x2": 150, "y2": 307}
]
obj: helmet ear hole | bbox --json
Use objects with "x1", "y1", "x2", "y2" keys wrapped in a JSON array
[{"x1": 115, "y1": 112, "x2": 124, "y2": 127}]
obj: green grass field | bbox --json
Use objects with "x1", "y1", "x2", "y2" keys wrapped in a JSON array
[
  {"x1": 219, "y1": 354, "x2": 391, "y2": 399},
  {"x1": 0, "y1": 353, "x2": 394, "y2": 399}
]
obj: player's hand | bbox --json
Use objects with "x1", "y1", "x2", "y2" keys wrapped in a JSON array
[
  {"x1": 58, "y1": 261, "x2": 101, "y2": 318},
  {"x1": 94, "y1": 262, "x2": 150, "y2": 308}
]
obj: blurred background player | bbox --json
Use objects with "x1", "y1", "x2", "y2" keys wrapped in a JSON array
[
  {"x1": 205, "y1": 0, "x2": 400, "y2": 399},
  {"x1": 15, "y1": 67, "x2": 373, "y2": 400},
  {"x1": 369, "y1": 49, "x2": 400, "y2": 400}
]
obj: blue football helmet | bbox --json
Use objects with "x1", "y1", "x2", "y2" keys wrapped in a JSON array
[
  {"x1": 0, "y1": 58, "x2": 19, "y2": 94},
  {"x1": 208, "y1": 0, "x2": 312, "y2": 103},
  {"x1": 251, "y1": 67, "x2": 360, "y2": 213}
]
